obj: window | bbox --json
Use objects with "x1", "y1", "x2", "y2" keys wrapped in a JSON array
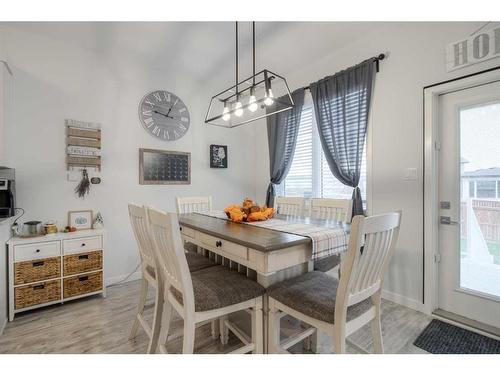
[
  {"x1": 476, "y1": 180, "x2": 496, "y2": 198},
  {"x1": 280, "y1": 105, "x2": 367, "y2": 203}
]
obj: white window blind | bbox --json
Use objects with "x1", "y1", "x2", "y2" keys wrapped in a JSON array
[
  {"x1": 282, "y1": 107, "x2": 314, "y2": 198},
  {"x1": 281, "y1": 105, "x2": 367, "y2": 204}
]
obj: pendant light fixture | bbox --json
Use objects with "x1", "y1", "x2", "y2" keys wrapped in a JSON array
[{"x1": 205, "y1": 22, "x2": 294, "y2": 128}]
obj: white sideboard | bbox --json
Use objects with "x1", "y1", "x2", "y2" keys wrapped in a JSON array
[{"x1": 6, "y1": 229, "x2": 106, "y2": 321}]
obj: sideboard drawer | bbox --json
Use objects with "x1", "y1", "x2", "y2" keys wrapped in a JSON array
[
  {"x1": 14, "y1": 280, "x2": 61, "y2": 310},
  {"x1": 64, "y1": 271, "x2": 103, "y2": 298},
  {"x1": 63, "y1": 250, "x2": 102, "y2": 276},
  {"x1": 63, "y1": 236, "x2": 102, "y2": 254},
  {"x1": 14, "y1": 241, "x2": 61, "y2": 262},
  {"x1": 14, "y1": 256, "x2": 61, "y2": 285}
]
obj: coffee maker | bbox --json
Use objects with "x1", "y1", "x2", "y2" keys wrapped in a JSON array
[{"x1": 0, "y1": 167, "x2": 16, "y2": 220}]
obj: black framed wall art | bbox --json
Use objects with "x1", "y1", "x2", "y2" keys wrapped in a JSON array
[
  {"x1": 210, "y1": 144, "x2": 227, "y2": 168},
  {"x1": 139, "y1": 148, "x2": 191, "y2": 185}
]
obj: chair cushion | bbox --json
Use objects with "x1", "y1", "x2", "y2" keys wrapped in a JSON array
[
  {"x1": 185, "y1": 252, "x2": 216, "y2": 273},
  {"x1": 171, "y1": 265, "x2": 265, "y2": 312},
  {"x1": 313, "y1": 254, "x2": 341, "y2": 272},
  {"x1": 267, "y1": 271, "x2": 373, "y2": 324}
]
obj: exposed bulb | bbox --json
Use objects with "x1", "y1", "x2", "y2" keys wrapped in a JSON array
[
  {"x1": 248, "y1": 95, "x2": 258, "y2": 112},
  {"x1": 234, "y1": 101, "x2": 243, "y2": 117},
  {"x1": 222, "y1": 105, "x2": 230, "y2": 121},
  {"x1": 264, "y1": 89, "x2": 274, "y2": 106}
]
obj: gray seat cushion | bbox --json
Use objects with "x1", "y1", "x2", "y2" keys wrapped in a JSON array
[
  {"x1": 185, "y1": 252, "x2": 216, "y2": 273},
  {"x1": 267, "y1": 271, "x2": 373, "y2": 324},
  {"x1": 314, "y1": 254, "x2": 341, "y2": 272},
  {"x1": 171, "y1": 265, "x2": 265, "y2": 312}
]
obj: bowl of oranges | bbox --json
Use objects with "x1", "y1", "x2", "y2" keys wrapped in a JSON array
[{"x1": 224, "y1": 198, "x2": 275, "y2": 223}]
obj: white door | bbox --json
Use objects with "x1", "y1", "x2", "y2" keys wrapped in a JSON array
[{"x1": 438, "y1": 79, "x2": 500, "y2": 329}]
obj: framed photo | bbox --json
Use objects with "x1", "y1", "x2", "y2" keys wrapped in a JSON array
[
  {"x1": 210, "y1": 145, "x2": 228, "y2": 168},
  {"x1": 139, "y1": 148, "x2": 191, "y2": 185},
  {"x1": 68, "y1": 210, "x2": 93, "y2": 230}
]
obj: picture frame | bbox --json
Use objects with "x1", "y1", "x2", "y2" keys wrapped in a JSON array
[
  {"x1": 139, "y1": 148, "x2": 191, "y2": 185},
  {"x1": 210, "y1": 144, "x2": 228, "y2": 168},
  {"x1": 68, "y1": 210, "x2": 93, "y2": 230}
]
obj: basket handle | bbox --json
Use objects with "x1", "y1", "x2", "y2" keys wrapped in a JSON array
[
  {"x1": 32, "y1": 261, "x2": 44, "y2": 267},
  {"x1": 78, "y1": 255, "x2": 89, "y2": 260},
  {"x1": 78, "y1": 276, "x2": 89, "y2": 282}
]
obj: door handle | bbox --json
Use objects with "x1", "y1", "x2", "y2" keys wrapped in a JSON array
[{"x1": 440, "y1": 216, "x2": 462, "y2": 225}]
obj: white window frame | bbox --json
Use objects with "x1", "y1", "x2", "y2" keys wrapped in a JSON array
[{"x1": 278, "y1": 92, "x2": 373, "y2": 214}]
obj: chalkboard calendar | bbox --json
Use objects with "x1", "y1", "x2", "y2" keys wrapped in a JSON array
[{"x1": 139, "y1": 148, "x2": 191, "y2": 185}]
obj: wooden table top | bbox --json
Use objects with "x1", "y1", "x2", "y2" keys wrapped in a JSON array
[{"x1": 178, "y1": 213, "x2": 349, "y2": 253}]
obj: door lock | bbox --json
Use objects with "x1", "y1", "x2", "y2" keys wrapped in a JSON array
[{"x1": 440, "y1": 216, "x2": 461, "y2": 225}]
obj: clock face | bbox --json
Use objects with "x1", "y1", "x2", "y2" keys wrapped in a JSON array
[{"x1": 138, "y1": 90, "x2": 190, "y2": 141}]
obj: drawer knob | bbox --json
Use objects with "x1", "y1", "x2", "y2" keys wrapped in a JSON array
[
  {"x1": 81, "y1": 243, "x2": 86, "y2": 247},
  {"x1": 36, "y1": 249, "x2": 40, "y2": 253},
  {"x1": 216, "y1": 241, "x2": 222, "y2": 248},
  {"x1": 179, "y1": 227, "x2": 182, "y2": 231}
]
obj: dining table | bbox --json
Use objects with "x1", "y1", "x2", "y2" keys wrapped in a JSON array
[{"x1": 178, "y1": 212, "x2": 350, "y2": 353}]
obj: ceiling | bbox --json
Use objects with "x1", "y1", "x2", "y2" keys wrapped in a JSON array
[{"x1": 3, "y1": 22, "x2": 381, "y2": 86}]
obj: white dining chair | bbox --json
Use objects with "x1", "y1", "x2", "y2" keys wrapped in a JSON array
[
  {"x1": 176, "y1": 196, "x2": 212, "y2": 215},
  {"x1": 309, "y1": 198, "x2": 353, "y2": 274},
  {"x1": 128, "y1": 204, "x2": 217, "y2": 353},
  {"x1": 275, "y1": 196, "x2": 306, "y2": 217},
  {"x1": 127, "y1": 204, "x2": 161, "y2": 353},
  {"x1": 146, "y1": 207, "x2": 265, "y2": 354},
  {"x1": 268, "y1": 211, "x2": 402, "y2": 354},
  {"x1": 309, "y1": 198, "x2": 353, "y2": 223}
]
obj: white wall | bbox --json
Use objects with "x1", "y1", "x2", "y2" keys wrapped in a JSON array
[
  {"x1": 1, "y1": 26, "x2": 257, "y2": 284},
  {"x1": 0, "y1": 27, "x2": 10, "y2": 334},
  {"x1": 253, "y1": 22, "x2": 500, "y2": 307}
]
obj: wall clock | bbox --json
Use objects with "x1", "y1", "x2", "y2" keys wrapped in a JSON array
[{"x1": 138, "y1": 90, "x2": 190, "y2": 141}]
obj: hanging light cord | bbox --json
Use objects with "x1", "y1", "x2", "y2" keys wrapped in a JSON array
[
  {"x1": 252, "y1": 21, "x2": 256, "y2": 86},
  {"x1": 235, "y1": 21, "x2": 239, "y2": 97}
]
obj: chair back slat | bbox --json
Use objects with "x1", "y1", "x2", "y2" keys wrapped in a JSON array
[
  {"x1": 146, "y1": 207, "x2": 194, "y2": 311},
  {"x1": 336, "y1": 212, "x2": 401, "y2": 309},
  {"x1": 275, "y1": 196, "x2": 305, "y2": 217},
  {"x1": 176, "y1": 196, "x2": 212, "y2": 214},
  {"x1": 309, "y1": 198, "x2": 353, "y2": 223},
  {"x1": 128, "y1": 204, "x2": 156, "y2": 269}
]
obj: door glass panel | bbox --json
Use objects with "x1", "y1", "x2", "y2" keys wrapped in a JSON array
[{"x1": 460, "y1": 101, "x2": 500, "y2": 298}]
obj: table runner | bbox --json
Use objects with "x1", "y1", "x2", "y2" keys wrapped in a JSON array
[{"x1": 198, "y1": 211, "x2": 348, "y2": 260}]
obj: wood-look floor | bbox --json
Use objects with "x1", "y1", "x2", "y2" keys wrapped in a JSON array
[{"x1": 0, "y1": 279, "x2": 431, "y2": 354}]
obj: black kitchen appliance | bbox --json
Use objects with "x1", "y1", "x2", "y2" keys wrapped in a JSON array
[{"x1": 0, "y1": 167, "x2": 16, "y2": 220}]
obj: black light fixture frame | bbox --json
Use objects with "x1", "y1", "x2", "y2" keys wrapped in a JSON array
[{"x1": 205, "y1": 21, "x2": 294, "y2": 128}]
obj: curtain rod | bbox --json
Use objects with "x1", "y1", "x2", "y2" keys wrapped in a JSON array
[{"x1": 303, "y1": 53, "x2": 385, "y2": 91}]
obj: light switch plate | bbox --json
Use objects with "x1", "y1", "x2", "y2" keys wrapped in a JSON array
[{"x1": 404, "y1": 168, "x2": 418, "y2": 180}]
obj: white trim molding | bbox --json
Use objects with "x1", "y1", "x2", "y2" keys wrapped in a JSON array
[
  {"x1": 382, "y1": 289, "x2": 425, "y2": 313},
  {"x1": 423, "y1": 67, "x2": 500, "y2": 316}
]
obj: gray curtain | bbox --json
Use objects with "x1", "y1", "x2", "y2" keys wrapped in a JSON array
[
  {"x1": 266, "y1": 89, "x2": 305, "y2": 207},
  {"x1": 310, "y1": 58, "x2": 376, "y2": 217}
]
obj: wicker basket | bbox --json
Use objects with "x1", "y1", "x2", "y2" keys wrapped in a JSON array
[
  {"x1": 14, "y1": 257, "x2": 61, "y2": 285},
  {"x1": 14, "y1": 280, "x2": 61, "y2": 309},
  {"x1": 63, "y1": 271, "x2": 102, "y2": 298},
  {"x1": 63, "y1": 250, "x2": 102, "y2": 276}
]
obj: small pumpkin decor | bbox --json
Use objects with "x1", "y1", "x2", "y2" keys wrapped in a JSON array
[{"x1": 224, "y1": 198, "x2": 275, "y2": 223}]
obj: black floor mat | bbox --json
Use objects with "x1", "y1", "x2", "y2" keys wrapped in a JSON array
[{"x1": 414, "y1": 319, "x2": 500, "y2": 354}]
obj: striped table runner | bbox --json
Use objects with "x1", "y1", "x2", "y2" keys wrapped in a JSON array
[{"x1": 199, "y1": 211, "x2": 349, "y2": 260}]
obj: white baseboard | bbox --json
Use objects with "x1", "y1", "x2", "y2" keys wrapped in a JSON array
[
  {"x1": 106, "y1": 270, "x2": 142, "y2": 287},
  {"x1": 0, "y1": 317, "x2": 6, "y2": 336},
  {"x1": 382, "y1": 289, "x2": 425, "y2": 313}
]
